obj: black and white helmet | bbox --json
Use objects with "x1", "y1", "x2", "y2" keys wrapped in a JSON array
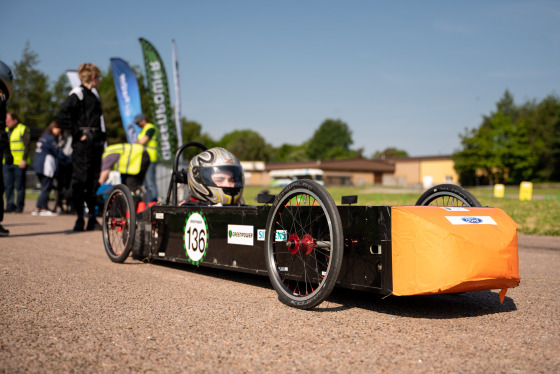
[
  {"x1": 188, "y1": 147, "x2": 244, "y2": 205},
  {"x1": 0, "y1": 60, "x2": 14, "y2": 100}
]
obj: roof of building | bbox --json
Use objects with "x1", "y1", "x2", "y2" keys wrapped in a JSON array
[
  {"x1": 266, "y1": 158, "x2": 395, "y2": 173},
  {"x1": 382, "y1": 155, "x2": 454, "y2": 163}
]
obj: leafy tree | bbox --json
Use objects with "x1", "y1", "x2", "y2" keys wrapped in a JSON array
[
  {"x1": 219, "y1": 129, "x2": 272, "y2": 161},
  {"x1": 273, "y1": 143, "x2": 309, "y2": 162},
  {"x1": 180, "y1": 119, "x2": 217, "y2": 160},
  {"x1": 307, "y1": 119, "x2": 354, "y2": 160},
  {"x1": 7, "y1": 41, "x2": 53, "y2": 127},
  {"x1": 51, "y1": 73, "x2": 72, "y2": 109},
  {"x1": 372, "y1": 147, "x2": 409, "y2": 159},
  {"x1": 453, "y1": 90, "x2": 557, "y2": 185},
  {"x1": 520, "y1": 94, "x2": 560, "y2": 181}
]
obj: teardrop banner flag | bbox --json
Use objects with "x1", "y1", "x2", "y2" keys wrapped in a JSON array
[
  {"x1": 139, "y1": 37, "x2": 177, "y2": 167},
  {"x1": 110, "y1": 58, "x2": 142, "y2": 143}
]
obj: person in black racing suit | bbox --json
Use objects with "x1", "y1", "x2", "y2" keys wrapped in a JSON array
[{"x1": 57, "y1": 63, "x2": 106, "y2": 232}]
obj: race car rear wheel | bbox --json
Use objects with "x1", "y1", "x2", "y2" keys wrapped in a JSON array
[
  {"x1": 265, "y1": 180, "x2": 343, "y2": 309},
  {"x1": 415, "y1": 184, "x2": 482, "y2": 207},
  {"x1": 102, "y1": 184, "x2": 136, "y2": 263}
]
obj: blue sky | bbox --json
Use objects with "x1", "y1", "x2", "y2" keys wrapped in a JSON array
[{"x1": 2, "y1": 1, "x2": 559, "y2": 157}]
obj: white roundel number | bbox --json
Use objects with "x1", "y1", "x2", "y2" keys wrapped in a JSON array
[{"x1": 184, "y1": 212, "x2": 208, "y2": 264}]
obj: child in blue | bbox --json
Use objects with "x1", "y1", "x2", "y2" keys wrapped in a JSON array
[{"x1": 32, "y1": 121, "x2": 71, "y2": 216}]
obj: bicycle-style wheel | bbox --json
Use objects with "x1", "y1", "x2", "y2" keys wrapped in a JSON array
[
  {"x1": 102, "y1": 184, "x2": 136, "y2": 263},
  {"x1": 415, "y1": 184, "x2": 482, "y2": 207},
  {"x1": 264, "y1": 180, "x2": 343, "y2": 309}
]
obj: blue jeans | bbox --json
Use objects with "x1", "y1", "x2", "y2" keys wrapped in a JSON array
[
  {"x1": 36, "y1": 174, "x2": 54, "y2": 210},
  {"x1": 3, "y1": 164, "x2": 26, "y2": 212},
  {"x1": 143, "y1": 162, "x2": 158, "y2": 203}
]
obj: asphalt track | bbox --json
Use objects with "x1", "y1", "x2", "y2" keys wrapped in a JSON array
[{"x1": 1, "y1": 210, "x2": 559, "y2": 373}]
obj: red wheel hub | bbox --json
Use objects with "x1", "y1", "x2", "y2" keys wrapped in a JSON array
[
  {"x1": 287, "y1": 234, "x2": 300, "y2": 255},
  {"x1": 301, "y1": 234, "x2": 316, "y2": 255},
  {"x1": 286, "y1": 233, "x2": 316, "y2": 255}
]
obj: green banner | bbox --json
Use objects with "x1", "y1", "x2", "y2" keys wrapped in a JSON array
[{"x1": 139, "y1": 37, "x2": 177, "y2": 167}]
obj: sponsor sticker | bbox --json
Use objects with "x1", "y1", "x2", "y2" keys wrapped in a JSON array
[
  {"x1": 256, "y1": 229, "x2": 288, "y2": 241},
  {"x1": 184, "y1": 212, "x2": 208, "y2": 265},
  {"x1": 228, "y1": 225, "x2": 254, "y2": 246},
  {"x1": 440, "y1": 207, "x2": 469, "y2": 212},
  {"x1": 446, "y1": 216, "x2": 497, "y2": 225},
  {"x1": 275, "y1": 230, "x2": 287, "y2": 242}
]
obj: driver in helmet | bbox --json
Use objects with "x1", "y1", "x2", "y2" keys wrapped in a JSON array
[{"x1": 182, "y1": 147, "x2": 244, "y2": 206}]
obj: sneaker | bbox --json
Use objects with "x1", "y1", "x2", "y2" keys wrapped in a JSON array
[
  {"x1": 0, "y1": 224, "x2": 9, "y2": 237},
  {"x1": 39, "y1": 210, "x2": 60, "y2": 217},
  {"x1": 31, "y1": 210, "x2": 40, "y2": 216},
  {"x1": 73, "y1": 217, "x2": 85, "y2": 232},
  {"x1": 87, "y1": 218, "x2": 102, "y2": 231}
]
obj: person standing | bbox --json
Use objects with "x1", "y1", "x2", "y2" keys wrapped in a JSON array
[
  {"x1": 3, "y1": 112, "x2": 30, "y2": 213},
  {"x1": 57, "y1": 63, "x2": 106, "y2": 231},
  {"x1": 0, "y1": 61, "x2": 14, "y2": 236},
  {"x1": 32, "y1": 121, "x2": 71, "y2": 216},
  {"x1": 134, "y1": 113, "x2": 158, "y2": 202}
]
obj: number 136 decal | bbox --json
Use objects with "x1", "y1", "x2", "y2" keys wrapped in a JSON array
[{"x1": 184, "y1": 212, "x2": 209, "y2": 265}]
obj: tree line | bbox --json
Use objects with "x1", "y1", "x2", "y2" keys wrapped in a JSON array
[
  {"x1": 4, "y1": 43, "x2": 374, "y2": 163},
  {"x1": 453, "y1": 90, "x2": 560, "y2": 185},
  {"x1": 4, "y1": 43, "x2": 559, "y2": 184}
]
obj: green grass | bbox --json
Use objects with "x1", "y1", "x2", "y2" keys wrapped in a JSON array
[
  {"x1": 244, "y1": 184, "x2": 560, "y2": 236},
  {"x1": 26, "y1": 184, "x2": 557, "y2": 236}
]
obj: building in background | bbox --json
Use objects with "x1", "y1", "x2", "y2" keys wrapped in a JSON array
[
  {"x1": 241, "y1": 155, "x2": 458, "y2": 188},
  {"x1": 383, "y1": 155, "x2": 458, "y2": 188}
]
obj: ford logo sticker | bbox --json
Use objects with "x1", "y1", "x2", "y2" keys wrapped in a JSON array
[{"x1": 462, "y1": 217, "x2": 483, "y2": 224}]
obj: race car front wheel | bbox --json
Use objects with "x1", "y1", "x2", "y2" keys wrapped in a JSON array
[
  {"x1": 265, "y1": 180, "x2": 343, "y2": 309},
  {"x1": 102, "y1": 184, "x2": 136, "y2": 263},
  {"x1": 415, "y1": 184, "x2": 482, "y2": 207}
]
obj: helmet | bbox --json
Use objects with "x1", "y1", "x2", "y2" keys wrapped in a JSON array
[
  {"x1": 188, "y1": 147, "x2": 244, "y2": 205},
  {"x1": 0, "y1": 60, "x2": 14, "y2": 100}
]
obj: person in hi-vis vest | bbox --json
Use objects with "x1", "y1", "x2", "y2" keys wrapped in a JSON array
[
  {"x1": 133, "y1": 113, "x2": 158, "y2": 203},
  {"x1": 98, "y1": 143, "x2": 150, "y2": 193},
  {"x1": 3, "y1": 112, "x2": 30, "y2": 213}
]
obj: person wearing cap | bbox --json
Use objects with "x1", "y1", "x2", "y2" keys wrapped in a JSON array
[
  {"x1": 133, "y1": 113, "x2": 158, "y2": 202},
  {"x1": 0, "y1": 60, "x2": 15, "y2": 236}
]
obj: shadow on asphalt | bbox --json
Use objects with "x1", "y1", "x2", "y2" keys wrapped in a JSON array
[
  {"x1": 7, "y1": 229, "x2": 102, "y2": 237},
  {"x1": 132, "y1": 258, "x2": 517, "y2": 319}
]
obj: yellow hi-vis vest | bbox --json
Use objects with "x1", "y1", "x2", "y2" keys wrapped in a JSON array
[
  {"x1": 6, "y1": 123, "x2": 29, "y2": 165},
  {"x1": 102, "y1": 143, "x2": 145, "y2": 175},
  {"x1": 138, "y1": 122, "x2": 158, "y2": 162}
]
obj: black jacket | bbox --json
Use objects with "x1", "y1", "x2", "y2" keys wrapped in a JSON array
[{"x1": 57, "y1": 85, "x2": 105, "y2": 143}]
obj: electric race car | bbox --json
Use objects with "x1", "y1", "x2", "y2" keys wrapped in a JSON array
[{"x1": 101, "y1": 142, "x2": 520, "y2": 309}]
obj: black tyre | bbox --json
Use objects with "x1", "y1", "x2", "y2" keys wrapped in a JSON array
[
  {"x1": 415, "y1": 184, "x2": 482, "y2": 207},
  {"x1": 265, "y1": 180, "x2": 344, "y2": 309},
  {"x1": 102, "y1": 184, "x2": 136, "y2": 263}
]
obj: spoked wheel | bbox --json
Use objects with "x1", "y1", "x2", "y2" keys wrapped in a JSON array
[
  {"x1": 265, "y1": 180, "x2": 343, "y2": 309},
  {"x1": 102, "y1": 184, "x2": 136, "y2": 263},
  {"x1": 415, "y1": 184, "x2": 482, "y2": 207}
]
